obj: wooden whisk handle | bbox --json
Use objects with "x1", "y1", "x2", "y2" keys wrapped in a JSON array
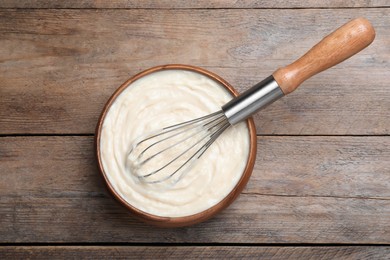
[{"x1": 273, "y1": 17, "x2": 375, "y2": 94}]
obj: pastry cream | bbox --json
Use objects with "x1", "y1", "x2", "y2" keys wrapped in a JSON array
[{"x1": 99, "y1": 69, "x2": 250, "y2": 217}]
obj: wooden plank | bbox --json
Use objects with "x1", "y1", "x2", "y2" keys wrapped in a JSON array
[
  {"x1": 1, "y1": 136, "x2": 389, "y2": 199},
  {"x1": 0, "y1": 9, "x2": 389, "y2": 135},
  {"x1": 1, "y1": 246, "x2": 389, "y2": 259},
  {"x1": 1, "y1": 136, "x2": 389, "y2": 243},
  {"x1": 2, "y1": 194, "x2": 389, "y2": 243},
  {"x1": 247, "y1": 136, "x2": 390, "y2": 198},
  {"x1": 0, "y1": 0, "x2": 388, "y2": 9}
]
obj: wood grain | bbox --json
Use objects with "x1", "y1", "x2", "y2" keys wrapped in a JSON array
[
  {"x1": 248, "y1": 136, "x2": 390, "y2": 199},
  {"x1": 1, "y1": 9, "x2": 389, "y2": 135},
  {"x1": 0, "y1": 0, "x2": 389, "y2": 9},
  {"x1": 1, "y1": 195, "x2": 389, "y2": 243},
  {"x1": 1, "y1": 136, "x2": 389, "y2": 243},
  {"x1": 1, "y1": 246, "x2": 389, "y2": 259}
]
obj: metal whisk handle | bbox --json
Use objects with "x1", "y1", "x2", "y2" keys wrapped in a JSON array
[{"x1": 222, "y1": 76, "x2": 283, "y2": 125}]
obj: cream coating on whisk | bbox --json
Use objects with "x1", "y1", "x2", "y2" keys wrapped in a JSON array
[{"x1": 100, "y1": 69, "x2": 250, "y2": 217}]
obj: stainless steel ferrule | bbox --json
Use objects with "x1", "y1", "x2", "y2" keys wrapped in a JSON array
[{"x1": 222, "y1": 75, "x2": 284, "y2": 125}]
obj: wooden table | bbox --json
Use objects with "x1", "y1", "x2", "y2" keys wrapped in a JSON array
[{"x1": 1, "y1": 1, "x2": 389, "y2": 259}]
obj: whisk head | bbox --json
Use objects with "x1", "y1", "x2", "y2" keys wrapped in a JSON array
[{"x1": 126, "y1": 110, "x2": 230, "y2": 185}]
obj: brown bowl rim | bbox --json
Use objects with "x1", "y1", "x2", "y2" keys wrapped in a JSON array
[{"x1": 95, "y1": 64, "x2": 257, "y2": 227}]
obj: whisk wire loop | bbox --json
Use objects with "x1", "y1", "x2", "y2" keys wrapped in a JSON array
[{"x1": 127, "y1": 110, "x2": 230, "y2": 184}]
